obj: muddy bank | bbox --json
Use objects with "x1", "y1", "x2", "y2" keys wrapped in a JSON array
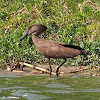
[
  {"x1": 1, "y1": 62, "x2": 100, "y2": 77},
  {"x1": 0, "y1": 64, "x2": 88, "y2": 76}
]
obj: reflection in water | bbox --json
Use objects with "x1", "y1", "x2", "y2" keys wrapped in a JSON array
[
  {"x1": 12, "y1": 89, "x2": 50, "y2": 100},
  {"x1": 0, "y1": 73, "x2": 21, "y2": 78},
  {"x1": 0, "y1": 73, "x2": 100, "y2": 100},
  {"x1": 0, "y1": 96, "x2": 20, "y2": 99},
  {"x1": 0, "y1": 87, "x2": 26, "y2": 91},
  {"x1": 46, "y1": 89, "x2": 77, "y2": 94},
  {"x1": 41, "y1": 83, "x2": 71, "y2": 88},
  {"x1": 22, "y1": 94, "x2": 50, "y2": 100},
  {"x1": 80, "y1": 89, "x2": 100, "y2": 93},
  {"x1": 45, "y1": 88, "x2": 100, "y2": 94}
]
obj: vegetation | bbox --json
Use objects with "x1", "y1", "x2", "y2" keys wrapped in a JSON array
[{"x1": 0, "y1": 0, "x2": 100, "y2": 67}]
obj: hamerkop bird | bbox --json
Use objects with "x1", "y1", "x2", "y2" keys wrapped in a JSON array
[{"x1": 20, "y1": 24, "x2": 86, "y2": 76}]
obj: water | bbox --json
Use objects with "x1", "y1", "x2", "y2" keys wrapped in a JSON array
[{"x1": 0, "y1": 73, "x2": 100, "y2": 100}]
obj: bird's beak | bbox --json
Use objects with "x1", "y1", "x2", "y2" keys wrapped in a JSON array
[{"x1": 20, "y1": 30, "x2": 29, "y2": 42}]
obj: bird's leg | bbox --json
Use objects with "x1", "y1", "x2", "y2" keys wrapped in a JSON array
[
  {"x1": 48, "y1": 58, "x2": 52, "y2": 77},
  {"x1": 56, "y1": 58, "x2": 67, "y2": 76}
]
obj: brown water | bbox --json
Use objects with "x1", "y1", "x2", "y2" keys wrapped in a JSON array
[{"x1": 0, "y1": 72, "x2": 100, "y2": 100}]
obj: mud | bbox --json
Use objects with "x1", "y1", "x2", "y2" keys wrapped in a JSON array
[{"x1": 1, "y1": 62, "x2": 100, "y2": 77}]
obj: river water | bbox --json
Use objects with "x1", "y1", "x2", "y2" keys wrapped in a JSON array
[{"x1": 0, "y1": 72, "x2": 100, "y2": 100}]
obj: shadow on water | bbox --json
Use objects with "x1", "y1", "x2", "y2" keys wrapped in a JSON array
[{"x1": 0, "y1": 72, "x2": 100, "y2": 100}]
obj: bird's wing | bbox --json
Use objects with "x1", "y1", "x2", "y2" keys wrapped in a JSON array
[
  {"x1": 60, "y1": 44, "x2": 84, "y2": 50},
  {"x1": 38, "y1": 40, "x2": 85, "y2": 58},
  {"x1": 51, "y1": 40, "x2": 84, "y2": 50}
]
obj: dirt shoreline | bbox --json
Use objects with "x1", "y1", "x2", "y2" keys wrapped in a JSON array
[
  {"x1": 0, "y1": 64, "x2": 91, "y2": 77},
  {"x1": 1, "y1": 62, "x2": 100, "y2": 77}
]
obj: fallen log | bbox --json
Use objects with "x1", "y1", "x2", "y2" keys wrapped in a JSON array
[{"x1": 19, "y1": 62, "x2": 56, "y2": 75}]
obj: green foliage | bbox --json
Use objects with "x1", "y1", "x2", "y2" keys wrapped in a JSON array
[{"x1": 0, "y1": 0, "x2": 100, "y2": 67}]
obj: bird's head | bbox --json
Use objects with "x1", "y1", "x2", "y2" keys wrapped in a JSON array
[{"x1": 20, "y1": 24, "x2": 47, "y2": 41}]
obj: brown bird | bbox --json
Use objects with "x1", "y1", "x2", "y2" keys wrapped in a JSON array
[{"x1": 20, "y1": 24, "x2": 86, "y2": 76}]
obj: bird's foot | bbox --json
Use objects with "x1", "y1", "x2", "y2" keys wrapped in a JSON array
[
  {"x1": 56, "y1": 71, "x2": 60, "y2": 76},
  {"x1": 50, "y1": 72, "x2": 52, "y2": 77},
  {"x1": 50, "y1": 69, "x2": 52, "y2": 77}
]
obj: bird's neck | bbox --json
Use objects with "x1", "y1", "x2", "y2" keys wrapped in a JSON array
[{"x1": 32, "y1": 34, "x2": 42, "y2": 45}]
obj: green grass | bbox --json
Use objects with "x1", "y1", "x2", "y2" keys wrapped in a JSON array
[{"x1": 0, "y1": 0, "x2": 100, "y2": 67}]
